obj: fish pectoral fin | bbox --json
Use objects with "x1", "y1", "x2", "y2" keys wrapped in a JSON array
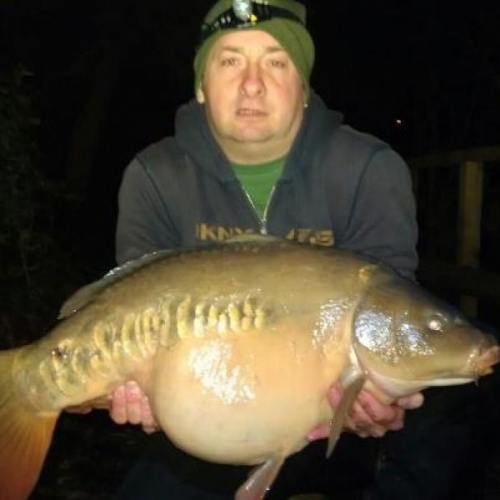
[
  {"x1": 235, "y1": 454, "x2": 286, "y2": 500},
  {"x1": 65, "y1": 394, "x2": 112, "y2": 413},
  {"x1": 0, "y1": 349, "x2": 59, "y2": 500},
  {"x1": 326, "y1": 370, "x2": 366, "y2": 458}
]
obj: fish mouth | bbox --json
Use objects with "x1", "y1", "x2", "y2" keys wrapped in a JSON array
[{"x1": 470, "y1": 336, "x2": 500, "y2": 378}]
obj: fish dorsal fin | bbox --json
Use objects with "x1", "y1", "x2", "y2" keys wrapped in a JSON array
[
  {"x1": 58, "y1": 237, "x2": 282, "y2": 319},
  {"x1": 326, "y1": 368, "x2": 365, "y2": 458},
  {"x1": 58, "y1": 250, "x2": 172, "y2": 319}
]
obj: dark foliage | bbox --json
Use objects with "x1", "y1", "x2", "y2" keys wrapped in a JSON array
[{"x1": 0, "y1": 65, "x2": 82, "y2": 349}]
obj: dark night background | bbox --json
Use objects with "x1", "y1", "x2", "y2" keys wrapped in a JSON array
[
  {"x1": 2, "y1": 0, "x2": 500, "y2": 273},
  {"x1": 1, "y1": 0, "x2": 500, "y2": 498}
]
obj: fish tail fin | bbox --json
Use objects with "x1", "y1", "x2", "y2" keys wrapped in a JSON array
[{"x1": 0, "y1": 349, "x2": 59, "y2": 500}]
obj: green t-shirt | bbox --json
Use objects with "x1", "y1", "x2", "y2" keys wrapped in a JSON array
[{"x1": 232, "y1": 156, "x2": 286, "y2": 217}]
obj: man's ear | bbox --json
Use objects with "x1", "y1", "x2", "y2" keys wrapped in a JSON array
[{"x1": 196, "y1": 86, "x2": 205, "y2": 104}]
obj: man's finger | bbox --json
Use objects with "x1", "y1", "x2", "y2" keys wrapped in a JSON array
[
  {"x1": 123, "y1": 381, "x2": 144, "y2": 425},
  {"x1": 396, "y1": 392, "x2": 424, "y2": 410},
  {"x1": 346, "y1": 397, "x2": 402, "y2": 437},
  {"x1": 139, "y1": 391, "x2": 159, "y2": 432},
  {"x1": 326, "y1": 383, "x2": 344, "y2": 407},
  {"x1": 110, "y1": 385, "x2": 128, "y2": 425},
  {"x1": 307, "y1": 422, "x2": 331, "y2": 441},
  {"x1": 356, "y1": 391, "x2": 402, "y2": 426}
]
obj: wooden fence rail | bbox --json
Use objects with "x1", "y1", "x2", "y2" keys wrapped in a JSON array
[{"x1": 408, "y1": 146, "x2": 500, "y2": 317}]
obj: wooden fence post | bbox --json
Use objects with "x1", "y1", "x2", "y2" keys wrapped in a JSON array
[{"x1": 457, "y1": 160, "x2": 483, "y2": 317}]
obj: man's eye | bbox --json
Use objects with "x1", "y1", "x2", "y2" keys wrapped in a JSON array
[
  {"x1": 221, "y1": 58, "x2": 238, "y2": 67},
  {"x1": 269, "y1": 59, "x2": 286, "y2": 68}
]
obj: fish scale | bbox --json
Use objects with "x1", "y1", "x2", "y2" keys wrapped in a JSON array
[
  {"x1": 31, "y1": 292, "x2": 271, "y2": 405},
  {"x1": 167, "y1": 294, "x2": 269, "y2": 339}
]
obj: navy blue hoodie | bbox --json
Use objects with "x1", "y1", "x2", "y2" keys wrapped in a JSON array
[{"x1": 116, "y1": 92, "x2": 418, "y2": 279}]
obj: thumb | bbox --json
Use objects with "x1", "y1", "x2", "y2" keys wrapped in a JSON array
[{"x1": 327, "y1": 382, "x2": 345, "y2": 408}]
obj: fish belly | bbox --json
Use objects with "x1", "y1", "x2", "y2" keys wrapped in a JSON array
[{"x1": 150, "y1": 325, "x2": 344, "y2": 465}]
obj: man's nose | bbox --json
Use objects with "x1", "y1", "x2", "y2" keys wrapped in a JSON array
[{"x1": 240, "y1": 63, "x2": 265, "y2": 97}]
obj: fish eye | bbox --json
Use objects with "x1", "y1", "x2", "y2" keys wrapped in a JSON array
[{"x1": 427, "y1": 314, "x2": 446, "y2": 332}]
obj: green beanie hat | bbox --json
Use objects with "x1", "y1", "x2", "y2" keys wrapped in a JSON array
[{"x1": 193, "y1": 0, "x2": 315, "y2": 100}]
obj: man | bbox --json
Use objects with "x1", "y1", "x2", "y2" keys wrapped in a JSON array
[{"x1": 111, "y1": 0, "x2": 429, "y2": 498}]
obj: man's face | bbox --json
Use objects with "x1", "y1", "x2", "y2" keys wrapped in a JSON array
[{"x1": 197, "y1": 29, "x2": 305, "y2": 162}]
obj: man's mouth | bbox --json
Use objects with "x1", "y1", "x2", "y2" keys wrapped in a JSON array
[{"x1": 237, "y1": 108, "x2": 266, "y2": 117}]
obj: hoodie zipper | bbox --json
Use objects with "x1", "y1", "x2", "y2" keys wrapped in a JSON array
[{"x1": 242, "y1": 185, "x2": 276, "y2": 235}]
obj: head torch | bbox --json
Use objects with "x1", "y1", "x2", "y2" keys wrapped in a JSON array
[{"x1": 199, "y1": 0, "x2": 304, "y2": 46}]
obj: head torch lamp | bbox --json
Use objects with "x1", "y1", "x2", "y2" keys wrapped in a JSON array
[{"x1": 199, "y1": 0, "x2": 304, "y2": 45}]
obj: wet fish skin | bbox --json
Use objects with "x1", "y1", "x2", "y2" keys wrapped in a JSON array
[{"x1": 0, "y1": 238, "x2": 498, "y2": 500}]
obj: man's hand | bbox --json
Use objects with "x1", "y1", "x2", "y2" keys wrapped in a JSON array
[
  {"x1": 109, "y1": 381, "x2": 159, "y2": 434},
  {"x1": 339, "y1": 387, "x2": 424, "y2": 437},
  {"x1": 307, "y1": 383, "x2": 424, "y2": 441}
]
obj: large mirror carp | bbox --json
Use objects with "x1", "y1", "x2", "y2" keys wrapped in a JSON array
[{"x1": 0, "y1": 238, "x2": 498, "y2": 500}]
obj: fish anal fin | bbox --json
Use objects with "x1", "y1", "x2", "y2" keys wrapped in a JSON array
[
  {"x1": 0, "y1": 350, "x2": 59, "y2": 500},
  {"x1": 326, "y1": 370, "x2": 366, "y2": 458},
  {"x1": 235, "y1": 454, "x2": 286, "y2": 500}
]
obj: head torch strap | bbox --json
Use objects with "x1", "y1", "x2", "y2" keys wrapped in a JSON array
[{"x1": 199, "y1": 3, "x2": 304, "y2": 45}]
